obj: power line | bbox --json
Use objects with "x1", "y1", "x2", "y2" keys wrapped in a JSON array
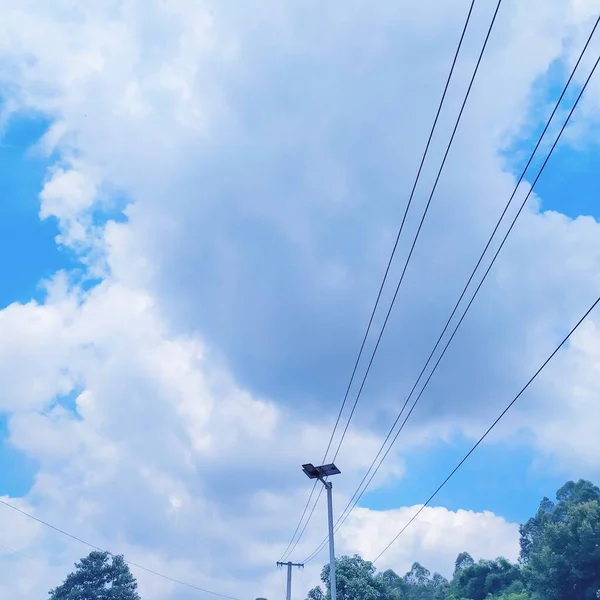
[
  {"x1": 326, "y1": 0, "x2": 479, "y2": 462},
  {"x1": 0, "y1": 542, "x2": 33, "y2": 560},
  {"x1": 0, "y1": 499, "x2": 241, "y2": 600},
  {"x1": 282, "y1": 482, "x2": 324, "y2": 562},
  {"x1": 301, "y1": 0, "x2": 509, "y2": 557},
  {"x1": 279, "y1": 562, "x2": 287, "y2": 598},
  {"x1": 302, "y1": 19, "x2": 600, "y2": 564},
  {"x1": 278, "y1": 481, "x2": 320, "y2": 561},
  {"x1": 373, "y1": 291, "x2": 600, "y2": 563},
  {"x1": 330, "y1": 0, "x2": 494, "y2": 464},
  {"x1": 280, "y1": 0, "x2": 481, "y2": 560}
]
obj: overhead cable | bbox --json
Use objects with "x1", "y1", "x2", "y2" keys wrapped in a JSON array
[
  {"x1": 373, "y1": 291, "x2": 600, "y2": 562},
  {"x1": 280, "y1": 0, "x2": 484, "y2": 560},
  {"x1": 303, "y1": 18, "x2": 600, "y2": 563},
  {"x1": 0, "y1": 499, "x2": 241, "y2": 600}
]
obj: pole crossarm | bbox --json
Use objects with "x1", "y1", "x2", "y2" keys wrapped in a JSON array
[{"x1": 276, "y1": 561, "x2": 305, "y2": 600}]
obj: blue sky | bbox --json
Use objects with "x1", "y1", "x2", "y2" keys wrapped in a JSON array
[
  {"x1": 0, "y1": 117, "x2": 68, "y2": 499},
  {"x1": 1, "y1": 2, "x2": 600, "y2": 599},
  {"x1": 537, "y1": 144, "x2": 600, "y2": 217},
  {"x1": 0, "y1": 116, "x2": 70, "y2": 308}
]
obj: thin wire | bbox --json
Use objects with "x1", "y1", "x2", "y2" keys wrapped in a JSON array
[
  {"x1": 279, "y1": 564, "x2": 287, "y2": 599},
  {"x1": 324, "y1": 0, "x2": 479, "y2": 460},
  {"x1": 373, "y1": 292, "x2": 600, "y2": 562},
  {"x1": 303, "y1": 0, "x2": 504, "y2": 561},
  {"x1": 298, "y1": 563, "x2": 307, "y2": 600},
  {"x1": 345, "y1": 42, "x2": 600, "y2": 537},
  {"x1": 0, "y1": 542, "x2": 33, "y2": 560},
  {"x1": 283, "y1": 485, "x2": 324, "y2": 561},
  {"x1": 331, "y1": 0, "x2": 503, "y2": 463},
  {"x1": 302, "y1": 24, "x2": 600, "y2": 564},
  {"x1": 280, "y1": 0, "x2": 479, "y2": 561},
  {"x1": 279, "y1": 481, "x2": 319, "y2": 561},
  {"x1": 0, "y1": 499, "x2": 241, "y2": 600}
]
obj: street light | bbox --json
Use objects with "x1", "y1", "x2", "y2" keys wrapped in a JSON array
[{"x1": 302, "y1": 463, "x2": 341, "y2": 600}]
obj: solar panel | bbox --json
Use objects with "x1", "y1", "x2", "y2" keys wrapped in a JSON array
[
  {"x1": 302, "y1": 463, "x2": 320, "y2": 479},
  {"x1": 318, "y1": 463, "x2": 341, "y2": 477},
  {"x1": 302, "y1": 462, "x2": 341, "y2": 479}
]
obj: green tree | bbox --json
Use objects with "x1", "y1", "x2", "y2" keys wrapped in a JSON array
[
  {"x1": 49, "y1": 551, "x2": 140, "y2": 600},
  {"x1": 454, "y1": 552, "x2": 475, "y2": 575},
  {"x1": 307, "y1": 480, "x2": 600, "y2": 600},
  {"x1": 520, "y1": 480, "x2": 600, "y2": 600},
  {"x1": 308, "y1": 555, "x2": 388, "y2": 600},
  {"x1": 400, "y1": 562, "x2": 448, "y2": 600},
  {"x1": 375, "y1": 568, "x2": 408, "y2": 600},
  {"x1": 451, "y1": 557, "x2": 522, "y2": 600},
  {"x1": 404, "y1": 562, "x2": 430, "y2": 588},
  {"x1": 488, "y1": 593, "x2": 530, "y2": 600},
  {"x1": 307, "y1": 588, "x2": 326, "y2": 600}
]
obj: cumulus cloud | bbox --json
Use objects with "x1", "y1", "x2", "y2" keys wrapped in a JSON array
[
  {"x1": 0, "y1": 0, "x2": 600, "y2": 599},
  {"x1": 0, "y1": 274, "x2": 405, "y2": 599},
  {"x1": 342, "y1": 505, "x2": 519, "y2": 578}
]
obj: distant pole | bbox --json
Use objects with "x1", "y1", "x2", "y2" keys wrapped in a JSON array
[
  {"x1": 276, "y1": 561, "x2": 303, "y2": 600},
  {"x1": 286, "y1": 562, "x2": 292, "y2": 600},
  {"x1": 325, "y1": 481, "x2": 337, "y2": 600}
]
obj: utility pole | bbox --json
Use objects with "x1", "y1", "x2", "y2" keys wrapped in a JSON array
[
  {"x1": 276, "y1": 561, "x2": 304, "y2": 600},
  {"x1": 301, "y1": 463, "x2": 341, "y2": 600},
  {"x1": 324, "y1": 479, "x2": 336, "y2": 600}
]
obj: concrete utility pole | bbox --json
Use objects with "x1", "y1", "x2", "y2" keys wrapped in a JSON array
[
  {"x1": 276, "y1": 561, "x2": 304, "y2": 600},
  {"x1": 324, "y1": 480, "x2": 336, "y2": 600},
  {"x1": 301, "y1": 463, "x2": 341, "y2": 600}
]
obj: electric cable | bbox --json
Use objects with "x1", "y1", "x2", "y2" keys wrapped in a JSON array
[
  {"x1": 330, "y1": 0, "x2": 503, "y2": 465},
  {"x1": 280, "y1": 0, "x2": 490, "y2": 560},
  {"x1": 0, "y1": 499, "x2": 242, "y2": 600},
  {"x1": 302, "y1": 20, "x2": 600, "y2": 563},
  {"x1": 372, "y1": 291, "x2": 600, "y2": 562}
]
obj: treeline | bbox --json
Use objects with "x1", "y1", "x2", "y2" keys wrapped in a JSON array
[{"x1": 306, "y1": 480, "x2": 600, "y2": 600}]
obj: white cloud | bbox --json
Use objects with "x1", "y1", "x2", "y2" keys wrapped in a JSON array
[
  {"x1": 0, "y1": 275, "x2": 406, "y2": 599},
  {"x1": 341, "y1": 505, "x2": 519, "y2": 578},
  {"x1": 1, "y1": 0, "x2": 600, "y2": 599},
  {"x1": 279, "y1": 505, "x2": 519, "y2": 598},
  {"x1": 519, "y1": 319, "x2": 600, "y2": 473}
]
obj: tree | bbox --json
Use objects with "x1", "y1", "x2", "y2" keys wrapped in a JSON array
[
  {"x1": 520, "y1": 480, "x2": 600, "y2": 565},
  {"x1": 307, "y1": 588, "x2": 326, "y2": 600},
  {"x1": 308, "y1": 555, "x2": 388, "y2": 600},
  {"x1": 521, "y1": 480, "x2": 600, "y2": 600},
  {"x1": 49, "y1": 551, "x2": 140, "y2": 600},
  {"x1": 375, "y1": 569, "x2": 408, "y2": 600},
  {"x1": 519, "y1": 496, "x2": 555, "y2": 565},
  {"x1": 488, "y1": 593, "x2": 530, "y2": 600},
  {"x1": 400, "y1": 563, "x2": 448, "y2": 600},
  {"x1": 305, "y1": 480, "x2": 600, "y2": 600},
  {"x1": 451, "y1": 557, "x2": 522, "y2": 600},
  {"x1": 453, "y1": 552, "x2": 475, "y2": 575},
  {"x1": 404, "y1": 563, "x2": 430, "y2": 588}
]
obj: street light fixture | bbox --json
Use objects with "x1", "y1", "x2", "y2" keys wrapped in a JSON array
[
  {"x1": 301, "y1": 463, "x2": 341, "y2": 600},
  {"x1": 302, "y1": 463, "x2": 341, "y2": 479}
]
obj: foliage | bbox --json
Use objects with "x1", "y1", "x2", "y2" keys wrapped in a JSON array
[
  {"x1": 488, "y1": 593, "x2": 530, "y2": 600},
  {"x1": 49, "y1": 551, "x2": 140, "y2": 600},
  {"x1": 307, "y1": 480, "x2": 600, "y2": 600},
  {"x1": 521, "y1": 480, "x2": 600, "y2": 600},
  {"x1": 309, "y1": 555, "x2": 389, "y2": 600},
  {"x1": 453, "y1": 553, "x2": 475, "y2": 575},
  {"x1": 450, "y1": 557, "x2": 522, "y2": 600}
]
